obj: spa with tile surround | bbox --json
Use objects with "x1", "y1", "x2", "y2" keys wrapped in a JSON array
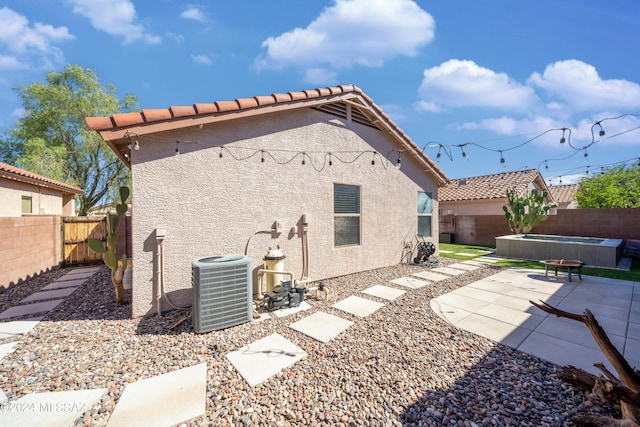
[{"x1": 495, "y1": 233, "x2": 624, "y2": 268}]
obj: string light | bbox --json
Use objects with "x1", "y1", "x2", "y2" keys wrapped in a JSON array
[
  {"x1": 175, "y1": 141, "x2": 180, "y2": 155},
  {"x1": 261, "y1": 150, "x2": 265, "y2": 163},
  {"x1": 499, "y1": 150, "x2": 506, "y2": 168},
  {"x1": 301, "y1": 153, "x2": 306, "y2": 165},
  {"x1": 328, "y1": 153, "x2": 333, "y2": 167}
]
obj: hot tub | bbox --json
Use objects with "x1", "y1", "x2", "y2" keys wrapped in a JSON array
[{"x1": 495, "y1": 234, "x2": 623, "y2": 268}]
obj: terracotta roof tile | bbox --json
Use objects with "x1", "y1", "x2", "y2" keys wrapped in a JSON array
[
  {"x1": 142, "y1": 109, "x2": 172, "y2": 122},
  {"x1": 112, "y1": 112, "x2": 145, "y2": 127},
  {"x1": 170, "y1": 106, "x2": 196, "y2": 118},
  {"x1": 0, "y1": 162, "x2": 84, "y2": 194},
  {"x1": 272, "y1": 93, "x2": 292, "y2": 103},
  {"x1": 549, "y1": 184, "x2": 580, "y2": 204},
  {"x1": 215, "y1": 100, "x2": 240, "y2": 112},
  {"x1": 254, "y1": 95, "x2": 276, "y2": 106},
  {"x1": 84, "y1": 84, "x2": 450, "y2": 185},
  {"x1": 236, "y1": 98, "x2": 258, "y2": 109},
  {"x1": 288, "y1": 91, "x2": 307, "y2": 101},
  {"x1": 440, "y1": 169, "x2": 550, "y2": 202},
  {"x1": 193, "y1": 103, "x2": 218, "y2": 114},
  {"x1": 85, "y1": 116, "x2": 113, "y2": 130}
]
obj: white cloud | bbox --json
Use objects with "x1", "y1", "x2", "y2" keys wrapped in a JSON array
[
  {"x1": 11, "y1": 108, "x2": 25, "y2": 119},
  {"x1": 191, "y1": 54, "x2": 212, "y2": 65},
  {"x1": 255, "y1": 0, "x2": 434, "y2": 72},
  {"x1": 378, "y1": 104, "x2": 407, "y2": 122},
  {"x1": 528, "y1": 59, "x2": 640, "y2": 111},
  {"x1": 417, "y1": 59, "x2": 539, "y2": 112},
  {"x1": 68, "y1": 0, "x2": 160, "y2": 44},
  {"x1": 0, "y1": 54, "x2": 27, "y2": 70},
  {"x1": 0, "y1": 7, "x2": 74, "y2": 70},
  {"x1": 303, "y1": 68, "x2": 337, "y2": 86},
  {"x1": 180, "y1": 6, "x2": 206, "y2": 22}
]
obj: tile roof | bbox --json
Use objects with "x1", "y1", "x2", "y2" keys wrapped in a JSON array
[
  {"x1": 548, "y1": 183, "x2": 580, "y2": 204},
  {"x1": 0, "y1": 162, "x2": 84, "y2": 195},
  {"x1": 85, "y1": 84, "x2": 449, "y2": 186},
  {"x1": 439, "y1": 169, "x2": 553, "y2": 202}
]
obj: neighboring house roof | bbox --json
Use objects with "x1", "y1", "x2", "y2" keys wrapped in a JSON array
[
  {"x1": 85, "y1": 84, "x2": 449, "y2": 186},
  {"x1": 548, "y1": 184, "x2": 580, "y2": 205},
  {"x1": 439, "y1": 169, "x2": 554, "y2": 203},
  {"x1": 0, "y1": 162, "x2": 84, "y2": 195}
]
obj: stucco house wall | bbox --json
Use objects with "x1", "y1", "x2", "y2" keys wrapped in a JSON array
[
  {"x1": 130, "y1": 107, "x2": 440, "y2": 317},
  {"x1": 0, "y1": 162, "x2": 81, "y2": 217},
  {"x1": 0, "y1": 180, "x2": 75, "y2": 217}
]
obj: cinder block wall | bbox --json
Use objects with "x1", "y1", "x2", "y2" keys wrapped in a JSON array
[{"x1": 0, "y1": 216, "x2": 62, "y2": 288}]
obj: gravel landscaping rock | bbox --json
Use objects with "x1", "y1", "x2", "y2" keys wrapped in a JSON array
[{"x1": 0, "y1": 259, "x2": 619, "y2": 425}]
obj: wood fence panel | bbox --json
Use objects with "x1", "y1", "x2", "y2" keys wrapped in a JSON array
[{"x1": 62, "y1": 217, "x2": 106, "y2": 266}]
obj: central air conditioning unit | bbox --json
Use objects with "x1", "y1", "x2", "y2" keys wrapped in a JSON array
[{"x1": 192, "y1": 254, "x2": 252, "y2": 333}]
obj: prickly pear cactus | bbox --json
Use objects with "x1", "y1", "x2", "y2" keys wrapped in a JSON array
[
  {"x1": 89, "y1": 186, "x2": 129, "y2": 304},
  {"x1": 503, "y1": 188, "x2": 556, "y2": 234}
]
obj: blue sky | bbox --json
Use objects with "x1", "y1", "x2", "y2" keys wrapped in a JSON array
[{"x1": 1, "y1": 0, "x2": 639, "y2": 182}]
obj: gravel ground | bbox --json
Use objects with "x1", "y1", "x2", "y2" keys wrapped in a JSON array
[{"x1": 0, "y1": 259, "x2": 619, "y2": 426}]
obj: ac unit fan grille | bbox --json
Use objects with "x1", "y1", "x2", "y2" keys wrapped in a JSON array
[{"x1": 192, "y1": 256, "x2": 252, "y2": 333}]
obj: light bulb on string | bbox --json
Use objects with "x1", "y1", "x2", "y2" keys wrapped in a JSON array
[
  {"x1": 499, "y1": 150, "x2": 506, "y2": 169},
  {"x1": 261, "y1": 150, "x2": 265, "y2": 163}
]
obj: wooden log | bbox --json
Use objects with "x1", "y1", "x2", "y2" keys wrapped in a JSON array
[{"x1": 530, "y1": 300, "x2": 640, "y2": 425}]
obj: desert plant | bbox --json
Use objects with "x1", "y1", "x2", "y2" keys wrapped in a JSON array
[
  {"x1": 88, "y1": 186, "x2": 129, "y2": 304},
  {"x1": 503, "y1": 188, "x2": 556, "y2": 234}
]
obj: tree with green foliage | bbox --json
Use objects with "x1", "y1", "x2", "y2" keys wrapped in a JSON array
[
  {"x1": 575, "y1": 165, "x2": 640, "y2": 208},
  {"x1": 503, "y1": 188, "x2": 556, "y2": 234},
  {"x1": 0, "y1": 65, "x2": 137, "y2": 215}
]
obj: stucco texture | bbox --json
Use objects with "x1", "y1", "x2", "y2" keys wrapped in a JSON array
[
  {"x1": 0, "y1": 179, "x2": 74, "y2": 217},
  {"x1": 130, "y1": 108, "x2": 439, "y2": 317}
]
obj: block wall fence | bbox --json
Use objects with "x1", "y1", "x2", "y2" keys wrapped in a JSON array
[
  {"x1": 440, "y1": 208, "x2": 640, "y2": 247},
  {"x1": 0, "y1": 215, "x2": 131, "y2": 289}
]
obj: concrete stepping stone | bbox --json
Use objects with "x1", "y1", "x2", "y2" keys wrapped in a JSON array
[
  {"x1": 446, "y1": 262, "x2": 480, "y2": 271},
  {"x1": 0, "y1": 317, "x2": 42, "y2": 339},
  {"x1": 0, "y1": 342, "x2": 17, "y2": 361},
  {"x1": 226, "y1": 333, "x2": 307, "y2": 387},
  {"x1": 332, "y1": 296, "x2": 384, "y2": 318},
  {"x1": 289, "y1": 312, "x2": 353, "y2": 343},
  {"x1": 473, "y1": 256, "x2": 502, "y2": 263},
  {"x1": 438, "y1": 249, "x2": 453, "y2": 253},
  {"x1": 20, "y1": 287, "x2": 78, "y2": 303},
  {"x1": 412, "y1": 270, "x2": 451, "y2": 282},
  {"x1": 431, "y1": 267, "x2": 466, "y2": 276},
  {"x1": 460, "y1": 260, "x2": 489, "y2": 267},
  {"x1": 455, "y1": 252, "x2": 482, "y2": 257},
  {"x1": 107, "y1": 363, "x2": 206, "y2": 427},
  {"x1": 0, "y1": 300, "x2": 65, "y2": 320},
  {"x1": 389, "y1": 277, "x2": 430, "y2": 289},
  {"x1": 59, "y1": 268, "x2": 99, "y2": 280},
  {"x1": 42, "y1": 278, "x2": 86, "y2": 290},
  {"x1": 0, "y1": 388, "x2": 107, "y2": 427},
  {"x1": 271, "y1": 301, "x2": 311, "y2": 318},
  {"x1": 362, "y1": 285, "x2": 406, "y2": 301}
]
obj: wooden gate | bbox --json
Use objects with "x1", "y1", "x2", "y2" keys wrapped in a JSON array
[{"x1": 62, "y1": 216, "x2": 106, "y2": 266}]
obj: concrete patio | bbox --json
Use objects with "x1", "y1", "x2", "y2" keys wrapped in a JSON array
[{"x1": 431, "y1": 264, "x2": 640, "y2": 375}]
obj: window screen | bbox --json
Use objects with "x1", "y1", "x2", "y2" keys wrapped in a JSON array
[
  {"x1": 418, "y1": 192, "x2": 432, "y2": 237},
  {"x1": 21, "y1": 196, "x2": 32, "y2": 214},
  {"x1": 334, "y1": 184, "x2": 360, "y2": 246}
]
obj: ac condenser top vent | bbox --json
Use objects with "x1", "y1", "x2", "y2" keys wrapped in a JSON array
[{"x1": 192, "y1": 254, "x2": 252, "y2": 333}]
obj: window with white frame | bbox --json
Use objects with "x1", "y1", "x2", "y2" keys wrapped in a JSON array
[
  {"x1": 418, "y1": 191, "x2": 432, "y2": 237},
  {"x1": 334, "y1": 183, "x2": 360, "y2": 246}
]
